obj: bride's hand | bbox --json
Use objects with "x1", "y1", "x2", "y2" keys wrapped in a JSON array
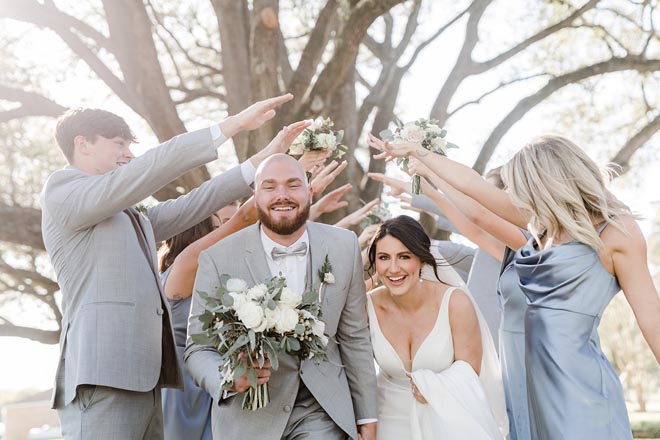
[{"x1": 406, "y1": 372, "x2": 428, "y2": 404}]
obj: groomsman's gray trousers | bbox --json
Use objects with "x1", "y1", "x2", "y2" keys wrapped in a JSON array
[
  {"x1": 58, "y1": 385, "x2": 163, "y2": 439},
  {"x1": 281, "y1": 382, "x2": 346, "y2": 440}
]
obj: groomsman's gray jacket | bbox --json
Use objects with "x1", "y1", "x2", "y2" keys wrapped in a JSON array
[{"x1": 40, "y1": 127, "x2": 253, "y2": 408}]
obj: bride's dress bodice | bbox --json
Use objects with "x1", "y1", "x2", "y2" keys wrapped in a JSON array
[
  {"x1": 368, "y1": 287, "x2": 506, "y2": 440},
  {"x1": 368, "y1": 287, "x2": 456, "y2": 384},
  {"x1": 367, "y1": 288, "x2": 457, "y2": 440}
]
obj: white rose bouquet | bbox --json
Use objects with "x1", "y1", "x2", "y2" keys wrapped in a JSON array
[
  {"x1": 192, "y1": 275, "x2": 328, "y2": 411},
  {"x1": 380, "y1": 118, "x2": 458, "y2": 194},
  {"x1": 288, "y1": 116, "x2": 348, "y2": 160}
]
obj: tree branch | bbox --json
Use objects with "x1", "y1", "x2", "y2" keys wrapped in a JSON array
[
  {"x1": 447, "y1": 73, "x2": 551, "y2": 117},
  {"x1": 0, "y1": 203, "x2": 44, "y2": 250},
  {"x1": 287, "y1": 0, "x2": 339, "y2": 113},
  {"x1": 0, "y1": 321, "x2": 59, "y2": 344},
  {"x1": 0, "y1": 85, "x2": 67, "y2": 123},
  {"x1": 610, "y1": 112, "x2": 660, "y2": 174},
  {"x1": 474, "y1": 0, "x2": 601, "y2": 73},
  {"x1": 473, "y1": 55, "x2": 660, "y2": 173}
]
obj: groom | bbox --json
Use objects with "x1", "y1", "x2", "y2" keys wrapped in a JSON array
[{"x1": 185, "y1": 154, "x2": 378, "y2": 439}]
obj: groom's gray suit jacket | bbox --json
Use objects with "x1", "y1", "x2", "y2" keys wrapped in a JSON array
[
  {"x1": 185, "y1": 222, "x2": 378, "y2": 440},
  {"x1": 40, "y1": 128, "x2": 253, "y2": 408}
]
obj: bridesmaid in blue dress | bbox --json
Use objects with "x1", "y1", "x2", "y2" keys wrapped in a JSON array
[
  {"x1": 382, "y1": 167, "x2": 532, "y2": 439},
  {"x1": 368, "y1": 132, "x2": 660, "y2": 440},
  {"x1": 158, "y1": 201, "x2": 255, "y2": 440}
]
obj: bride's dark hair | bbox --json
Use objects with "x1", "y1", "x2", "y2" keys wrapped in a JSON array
[{"x1": 367, "y1": 215, "x2": 444, "y2": 283}]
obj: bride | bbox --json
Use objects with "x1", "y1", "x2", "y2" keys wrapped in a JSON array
[{"x1": 366, "y1": 215, "x2": 508, "y2": 440}]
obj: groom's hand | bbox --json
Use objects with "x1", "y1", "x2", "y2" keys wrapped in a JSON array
[
  {"x1": 219, "y1": 93, "x2": 294, "y2": 138},
  {"x1": 358, "y1": 422, "x2": 377, "y2": 440},
  {"x1": 229, "y1": 354, "x2": 272, "y2": 393}
]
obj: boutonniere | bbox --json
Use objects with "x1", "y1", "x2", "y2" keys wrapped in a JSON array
[
  {"x1": 318, "y1": 255, "x2": 335, "y2": 302},
  {"x1": 135, "y1": 203, "x2": 148, "y2": 214}
]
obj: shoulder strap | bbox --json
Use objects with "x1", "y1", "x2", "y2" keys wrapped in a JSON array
[{"x1": 596, "y1": 220, "x2": 610, "y2": 235}]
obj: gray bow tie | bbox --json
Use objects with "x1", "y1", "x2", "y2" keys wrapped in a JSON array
[{"x1": 271, "y1": 242, "x2": 308, "y2": 260}]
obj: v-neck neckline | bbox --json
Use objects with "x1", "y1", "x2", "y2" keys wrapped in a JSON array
[{"x1": 368, "y1": 288, "x2": 454, "y2": 372}]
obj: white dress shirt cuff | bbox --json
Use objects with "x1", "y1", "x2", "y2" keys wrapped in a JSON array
[
  {"x1": 240, "y1": 160, "x2": 257, "y2": 188},
  {"x1": 209, "y1": 124, "x2": 228, "y2": 148},
  {"x1": 357, "y1": 418, "x2": 378, "y2": 425}
]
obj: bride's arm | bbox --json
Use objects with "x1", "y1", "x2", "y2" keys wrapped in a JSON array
[{"x1": 448, "y1": 289, "x2": 482, "y2": 375}]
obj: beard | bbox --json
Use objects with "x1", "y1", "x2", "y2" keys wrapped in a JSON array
[{"x1": 258, "y1": 199, "x2": 311, "y2": 236}]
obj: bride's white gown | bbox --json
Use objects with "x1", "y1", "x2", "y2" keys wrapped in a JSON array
[{"x1": 367, "y1": 287, "x2": 507, "y2": 440}]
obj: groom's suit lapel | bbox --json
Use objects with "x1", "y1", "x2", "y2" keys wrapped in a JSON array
[
  {"x1": 243, "y1": 223, "x2": 272, "y2": 285},
  {"x1": 306, "y1": 222, "x2": 331, "y2": 303}
]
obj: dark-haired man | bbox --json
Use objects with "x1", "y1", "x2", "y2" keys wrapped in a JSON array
[{"x1": 41, "y1": 94, "x2": 308, "y2": 438}]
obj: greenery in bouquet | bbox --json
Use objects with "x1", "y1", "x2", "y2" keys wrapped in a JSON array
[
  {"x1": 380, "y1": 118, "x2": 458, "y2": 194},
  {"x1": 288, "y1": 116, "x2": 348, "y2": 160},
  {"x1": 191, "y1": 274, "x2": 328, "y2": 411}
]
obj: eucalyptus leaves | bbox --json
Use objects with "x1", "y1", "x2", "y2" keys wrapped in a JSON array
[{"x1": 192, "y1": 274, "x2": 328, "y2": 411}]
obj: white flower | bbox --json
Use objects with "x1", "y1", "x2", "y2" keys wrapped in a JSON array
[
  {"x1": 323, "y1": 272, "x2": 335, "y2": 284},
  {"x1": 299, "y1": 309, "x2": 315, "y2": 321},
  {"x1": 228, "y1": 291, "x2": 247, "y2": 311},
  {"x1": 235, "y1": 300, "x2": 266, "y2": 331},
  {"x1": 247, "y1": 284, "x2": 267, "y2": 300},
  {"x1": 319, "y1": 334, "x2": 329, "y2": 346},
  {"x1": 426, "y1": 123, "x2": 443, "y2": 136},
  {"x1": 226, "y1": 278, "x2": 248, "y2": 293},
  {"x1": 401, "y1": 125, "x2": 425, "y2": 143},
  {"x1": 310, "y1": 116, "x2": 325, "y2": 131},
  {"x1": 431, "y1": 136, "x2": 448, "y2": 154},
  {"x1": 213, "y1": 320, "x2": 224, "y2": 331},
  {"x1": 279, "y1": 287, "x2": 303, "y2": 308},
  {"x1": 274, "y1": 306, "x2": 299, "y2": 333},
  {"x1": 311, "y1": 319, "x2": 326, "y2": 338},
  {"x1": 264, "y1": 306, "x2": 282, "y2": 330},
  {"x1": 289, "y1": 140, "x2": 305, "y2": 156},
  {"x1": 316, "y1": 132, "x2": 337, "y2": 151}
]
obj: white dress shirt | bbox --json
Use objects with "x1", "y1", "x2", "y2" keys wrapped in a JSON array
[
  {"x1": 210, "y1": 124, "x2": 256, "y2": 187},
  {"x1": 260, "y1": 227, "x2": 309, "y2": 294}
]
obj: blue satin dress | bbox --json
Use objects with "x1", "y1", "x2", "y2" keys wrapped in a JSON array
[
  {"x1": 515, "y1": 225, "x2": 632, "y2": 440},
  {"x1": 160, "y1": 268, "x2": 213, "y2": 440},
  {"x1": 498, "y1": 244, "x2": 531, "y2": 440}
]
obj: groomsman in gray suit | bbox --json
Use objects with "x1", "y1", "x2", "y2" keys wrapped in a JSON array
[
  {"x1": 41, "y1": 94, "x2": 303, "y2": 439},
  {"x1": 186, "y1": 154, "x2": 378, "y2": 439}
]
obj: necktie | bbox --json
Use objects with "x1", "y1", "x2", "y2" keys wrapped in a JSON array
[{"x1": 271, "y1": 241, "x2": 308, "y2": 260}]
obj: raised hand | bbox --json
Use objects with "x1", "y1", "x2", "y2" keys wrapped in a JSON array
[
  {"x1": 358, "y1": 223, "x2": 380, "y2": 249},
  {"x1": 299, "y1": 150, "x2": 331, "y2": 171},
  {"x1": 367, "y1": 172, "x2": 409, "y2": 196},
  {"x1": 367, "y1": 132, "x2": 418, "y2": 161},
  {"x1": 310, "y1": 160, "x2": 348, "y2": 195},
  {"x1": 235, "y1": 197, "x2": 258, "y2": 225},
  {"x1": 335, "y1": 198, "x2": 380, "y2": 229},
  {"x1": 407, "y1": 157, "x2": 434, "y2": 179},
  {"x1": 251, "y1": 120, "x2": 312, "y2": 168},
  {"x1": 309, "y1": 183, "x2": 352, "y2": 220},
  {"x1": 220, "y1": 93, "x2": 294, "y2": 137}
]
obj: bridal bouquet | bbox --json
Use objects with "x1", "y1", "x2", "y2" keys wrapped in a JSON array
[
  {"x1": 380, "y1": 118, "x2": 458, "y2": 194},
  {"x1": 288, "y1": 116, "x2": 348, "y2": 160},
  {"x1": 192, "y1": 275, "x2": 328, "y2": 411}
]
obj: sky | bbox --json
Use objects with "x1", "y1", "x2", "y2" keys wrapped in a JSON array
[{"x1": 1, "y1": 0, "x2": 659, "y2": 393}]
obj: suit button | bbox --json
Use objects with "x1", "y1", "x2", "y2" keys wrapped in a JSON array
[
  {"x1": 157, "y1": 308, "x2": 164, "y2": 315},
  {"x1": 283, "y1": 405, "x2": 291, "y2": 412}
]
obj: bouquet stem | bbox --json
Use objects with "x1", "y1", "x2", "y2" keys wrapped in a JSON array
[
  {"x1": 242, "y1": 382, "x2": 270, "y2": 411},
  {"x1": 412, "y1": 174, "x2": 422, "y2": 195}
]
